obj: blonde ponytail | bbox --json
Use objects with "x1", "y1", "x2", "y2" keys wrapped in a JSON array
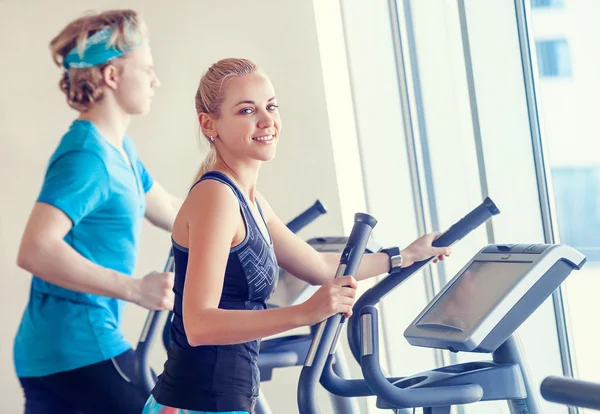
[{"x1": 192, "y1": 144, "x2": 218, "y2": 183}]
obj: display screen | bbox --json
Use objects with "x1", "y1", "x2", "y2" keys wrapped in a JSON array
[{"x1": 416, "y1": 261, "x2": 532, "y2": 331}]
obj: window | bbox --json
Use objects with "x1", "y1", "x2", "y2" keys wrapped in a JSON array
[
  {"x1": 551, "y1": 167, "x2": 600, "y2": 261},
  {"x1": 529, "y1": 0, "x2": 600, "y2": 395},
  {"x1": 345, "y1": 0, "x2": 570, "y2": 413},
  {"x1": 531, "y1": 0, "x2": 565, "y2": 8},
  {"x1": 342, "y1": 0, "x2": 595, "y2": 412},
  {"x1": 535, "y1": 39, "x2": 572, "y2": 77},
  {"x1": 364, "y1": 0, "x2": 566, "y2": 413}
]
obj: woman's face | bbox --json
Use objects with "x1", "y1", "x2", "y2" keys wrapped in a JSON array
[{"x1": 214, "y1": 72, "x2": 281, "y2": 163}]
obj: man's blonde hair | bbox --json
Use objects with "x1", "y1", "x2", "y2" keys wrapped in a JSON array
[{"x1": 49, "y1": 9, "x2": 148, "y2": 112}]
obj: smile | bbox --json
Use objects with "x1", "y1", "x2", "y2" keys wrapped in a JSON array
[{"x1": 252, "y1": 135, "x2": 275, "y2": 143}]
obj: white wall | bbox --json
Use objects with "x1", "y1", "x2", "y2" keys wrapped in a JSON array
[{"x1": 0, "y1": 1, "x2": 361, "y2": 412}]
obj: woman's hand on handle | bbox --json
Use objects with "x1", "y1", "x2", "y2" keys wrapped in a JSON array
[
  {"x1": 403, "y1": 232, "x2": 452, "y2": 267},
  {"x1": 301, "y1": 275, "x2": 358, "y2": 325}
]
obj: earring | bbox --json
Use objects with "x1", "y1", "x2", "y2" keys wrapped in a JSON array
[{"x1": 209, "y1": 136, "x2": 215, "y2": 143}]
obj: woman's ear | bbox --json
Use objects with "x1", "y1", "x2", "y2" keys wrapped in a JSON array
[{"x1": 199, "y1": 113, "x2": 217, "y2": 138}]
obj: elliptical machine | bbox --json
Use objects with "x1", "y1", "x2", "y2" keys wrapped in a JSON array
[{"x1": 297, "y1": 197, "x2": 500, "y2": 413}]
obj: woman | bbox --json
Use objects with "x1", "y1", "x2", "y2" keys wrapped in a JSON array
[
  {"x1": 15, "y1": 9, "x2": 180, "y2": 414},
  {"x1": 145, "y1": 58, "x2": 450, "y2": 414}
]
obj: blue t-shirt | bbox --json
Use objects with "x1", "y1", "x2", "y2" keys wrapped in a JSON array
[{"x1": 14, "y1": 120, "x2": 154, "y2": 377}]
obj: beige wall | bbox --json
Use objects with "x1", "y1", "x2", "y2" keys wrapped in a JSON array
[{"x1": 0, "y1": 1, "x2": 363, "y2": 412}]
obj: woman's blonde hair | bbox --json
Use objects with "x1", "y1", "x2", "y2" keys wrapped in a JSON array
[
  {"x1": 50, "y1": 9, "x2": 148, "y2": 112},
  {"x1": 192, "y1": 58, "x2": 258, "y2": 183}
]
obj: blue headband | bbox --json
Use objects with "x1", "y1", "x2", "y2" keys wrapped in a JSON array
[{"x1": 62, "y1": 27, "x2": 143, "y2": 70}]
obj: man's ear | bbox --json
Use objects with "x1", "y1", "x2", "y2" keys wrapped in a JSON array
[{"x1": 102, "y1": 64, "x2": 121, "y2": 91}]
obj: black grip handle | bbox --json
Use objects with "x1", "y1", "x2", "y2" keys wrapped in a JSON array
[
  {"x1": 286, "y1": 200, "x2": 327, "y2": 234},
  {"x1": 541, "y1": 376, "x2": 600, "y2": 409},
  {"x1": 431, "y1": 196, "x2": 499, "y2": 248},
  {"x1": 297, "y1": 213, "x2": 377, "y2": 414},
  {"x1": 338, "y1": 213, "x2": 378, "y2": 271}
]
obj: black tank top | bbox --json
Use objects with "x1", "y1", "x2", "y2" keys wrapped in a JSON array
[{"x1": 152, "y1": 171, "x2": 279, "y2": 412}]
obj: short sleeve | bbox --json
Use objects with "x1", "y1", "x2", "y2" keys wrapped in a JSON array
[
  {"x1": 37, "y1": 151, "x2": 110, "y2": 226},
  {"x1": 136, "y1": 157, "x2": 154, "y2": 193}
]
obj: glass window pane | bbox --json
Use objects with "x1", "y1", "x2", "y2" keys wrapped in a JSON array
[
  {"x1": 529, "y1": 3, "x2": 600, "y2": 412},
  {"x1": 341, "y1": 0, "x2": 439, "y2": 411},
  {"x1": 531, "y1": 0, "x2": 565, "y2": 8},
  {"x1": 536, "y1": 39, "x2": 572, "y2": 77},
  {"x1": 463, "y1": 2, "x2": 568, "y2": 413},
  {"x1": 397, "y1": 0, "x2": 504, "y2": 412}
]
